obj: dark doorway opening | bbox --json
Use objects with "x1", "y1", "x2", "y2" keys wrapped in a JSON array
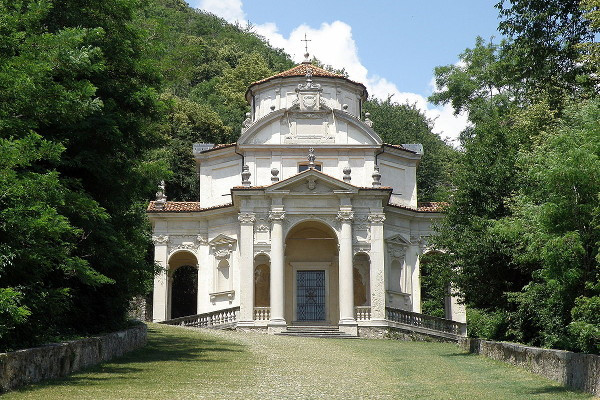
[{"x1": 171, "y1": 265, "x2": 198, "y2": 318}]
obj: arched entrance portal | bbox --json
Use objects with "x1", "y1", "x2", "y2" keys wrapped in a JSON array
[
  {"x1": 284, "y1": 221, "x2": 339, "y2": 324},
  {"x1": 168, "y1": 251, "x2": 198, "y2": 319}
]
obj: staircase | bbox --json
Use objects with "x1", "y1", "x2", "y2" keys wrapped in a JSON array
[{"x1": 275, "y1": 325, "x2": 358, "y2": 339}]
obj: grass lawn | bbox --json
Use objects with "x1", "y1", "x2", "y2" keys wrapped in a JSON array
[{"x1": 4, "y1": 323, "x2": 595, "y2": 400}]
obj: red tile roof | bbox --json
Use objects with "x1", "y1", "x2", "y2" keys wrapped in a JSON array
[
  {"x1": 388, "y1": 201, "x2": 448, "y2": 213},
  {"x1": 197, "y1": 143, "x2": 236, "y2": 154},
  {"x1": 248, "y1": 63, "x2": 367, "y2": 95},
  {"x1": 383, "y1": 143, "x2": 417, "y2": 154},
  {"x1": 147, "y1": 202, "x2": 233, "y2": 213}
]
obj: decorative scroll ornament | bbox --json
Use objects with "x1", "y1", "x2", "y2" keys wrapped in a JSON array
[
  {"x1": 152, "y1": 235, "x2": 169, "y2": 244},
  {"x1": 196, "y1": 235, "x2": 208, "y2": 245},
  {"x1": 368, "y1": 213, "x2": 386, "y2": 224},
  {"x1": 268, "y1": 210, "x2": 286, "y2": 221},
  {"x1": 336, "y1": 210, "x2": 354, "y2": 221},
  {"x1": 241, "y1": 112, "x2": 252, "y2": 133},
  {"x1": 237, "y1": 212, "x2": 256, "y2": 224}
]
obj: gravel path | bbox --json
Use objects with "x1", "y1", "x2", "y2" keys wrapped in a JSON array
[{"x1": 4, "y1": 324, "x2": 593, "y2": 400}]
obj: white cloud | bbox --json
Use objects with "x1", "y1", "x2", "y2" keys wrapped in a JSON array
[
  {"x1": 197, "y1": 0, "x2": 245, "y2": 24},
  {"x1": 194, "y1": 0, "x2": 469, "y2": 145}
]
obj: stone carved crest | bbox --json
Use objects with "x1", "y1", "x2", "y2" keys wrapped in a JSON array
[
  {"x1": 386, "y1": 234, "x2": 410, "y2": 260},
  {"x1": 306, "y1": 177, "x2": 317, "y2": 190},
  {"x1": 209, "y1": 234, "x2": 237, "y2": 260}
]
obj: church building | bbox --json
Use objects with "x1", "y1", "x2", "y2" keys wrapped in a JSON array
[{"x1": 147, "y1": 57, "x2": 464, "y2": 336}]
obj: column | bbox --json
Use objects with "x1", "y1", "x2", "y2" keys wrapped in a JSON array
[
  {"x1": 268, "y1": 209, "x2": 286, "y2": 332},
  {"x1": 237, "y1": 212, "x2": 255, "y2": 326},
  {"x1": 152, "y1": 235, "x2": 169, "y2": 322},
  {"x1": 368, "y1": 213, "x2": 386, "y2": 324},
  {"x1": 337, "y1": 209, "x2": 357, "y2": 334}
]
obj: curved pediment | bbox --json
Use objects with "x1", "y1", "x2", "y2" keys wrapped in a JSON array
[{"x1": 237, "y1": 107, "x2": 382, "y2": 146}]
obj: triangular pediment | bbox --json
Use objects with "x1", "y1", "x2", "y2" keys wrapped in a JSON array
[
  {"x1": 209, "y1": 234, "x2": 237, "y2": 247},
  {"x1": 265, "y1": 169, "x2": 358, "y2": 194},
  {"x1": 385, "y1": 234, "x2": 411, "y2": 246}
]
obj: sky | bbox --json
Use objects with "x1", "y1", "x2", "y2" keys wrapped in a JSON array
[{"x1": 187, "y1": 0, "x2": 503, "y2": 144}]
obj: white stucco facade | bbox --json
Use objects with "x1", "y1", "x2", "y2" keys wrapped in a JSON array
[{"x1": 148, "y1": 62, "x2": 462, "y2": 335}]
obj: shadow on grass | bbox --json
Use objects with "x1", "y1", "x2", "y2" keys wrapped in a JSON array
[
  {"x1": 12, "y1": 325, "x2": 245, "y2": 394},
  {"x1": 526, "y1": 385, "x2": 582, "y2": 395},
  {"x1": 441, "y1": 351, "x2": 475, "y2": 357}
]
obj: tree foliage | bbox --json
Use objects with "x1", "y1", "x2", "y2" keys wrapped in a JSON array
[
  {"x1": 0, "y1": 0, "x2": 167, "y2": 351},
  {"x1": 364, "y1": 99, "x2": 457, "y2": 202},
  {"x1": 428, "y1": 0, "x2": 600, "y2": 353}
]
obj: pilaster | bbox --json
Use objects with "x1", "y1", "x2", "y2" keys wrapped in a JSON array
[
  {"x1": 368, "y1": 213, "x2": 386, "y2": 323},
  {"x1": 237, "y1": 212, "x2": 256, "y2": 326},
  {"x1": 152, "y1": 235, "x2": 169, "y2": 322}
]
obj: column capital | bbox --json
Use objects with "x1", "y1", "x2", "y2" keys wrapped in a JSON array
[
  {"x1": 336, "y1": 210, "x2": 354, "y2": 221},
  {"x1": 268, "y1": 210, "x2": 286, "y2": 221},
  {"x1": 238, "y1": 212, "x2": 256, "y2": 225},
  {"x1": 368, "y1": 213, "x2": 386, "y2": 224}
]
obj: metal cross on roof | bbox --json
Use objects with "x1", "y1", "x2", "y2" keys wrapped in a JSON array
[{"x1": 301, "y1": 33, "x2": 311, "y2": 61}]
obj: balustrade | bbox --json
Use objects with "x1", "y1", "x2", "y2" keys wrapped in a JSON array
[
  {"x1": 253, "y1": 307, "x2": 271, "y2": 321},
  {"x1": 160, "y1": 306, "x2": 239, "y2": 328},
  {"x1": 385, "y1": 307, "x2": 467, "y2": 336},
  {"x1": 354, "y1": 306, "x2": 371, "y2": 321}
]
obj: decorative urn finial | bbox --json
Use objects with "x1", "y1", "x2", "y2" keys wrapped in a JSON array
[
  {"x1": 271, "y1": 167, "x2": 279, "y2": 183},
  {"x1": 343, "y1": 166, "x2": 351, "y2": 182},
  {"x1": 155, "y1": 180, "x2": 167, "y2": 210},
  {"x1": 372, "y1": 165, "x2": 382, "y2": 187},
  {"x1": 241, "y1": 165, "x2": 251, "y2": 187}
]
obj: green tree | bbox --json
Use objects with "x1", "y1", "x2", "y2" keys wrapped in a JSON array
[
  {"x1": 364, "y1": 99, "x2": 457, "y2": 202},
  {"x1": 0, "y1": 0, "x2": 167, "y2": 350}
]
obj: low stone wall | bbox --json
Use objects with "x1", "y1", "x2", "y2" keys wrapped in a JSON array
[
  {"x1": 358, "y1": 326, "x2": 457, "y2": 342},
  {"x1": 0, "y1": 323, "x2": 147, "y2": 393},
  {"x1": 459, "y1": 338, "x2": 600, "y2": 396}
]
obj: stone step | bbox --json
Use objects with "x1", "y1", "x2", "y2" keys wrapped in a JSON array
[
  {"x1": 286, "y1": 326, "x2": 340, "y2": 331},
  {"x1": 276, "y1": 325, "x2": 358, "y2": 339}
]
